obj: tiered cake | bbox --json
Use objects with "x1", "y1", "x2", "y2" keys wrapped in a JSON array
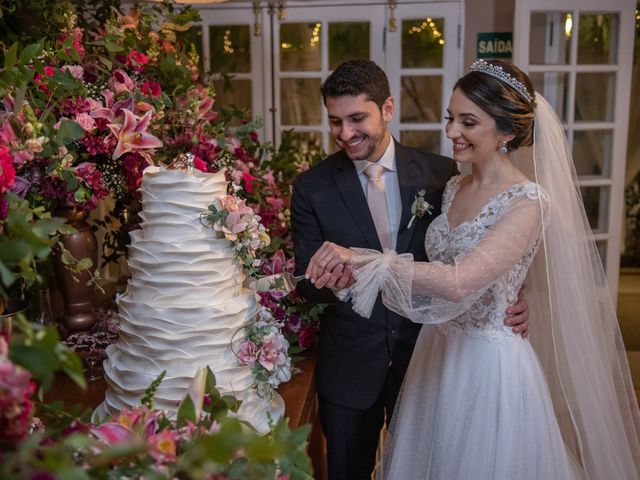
[{"x1": 94, "y1": 166, "x2": 283, "y2": 433}]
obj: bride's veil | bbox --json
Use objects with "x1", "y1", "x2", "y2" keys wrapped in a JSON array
[{"x1": 512, "y1": 93, "x2": 640, "y2": 478}]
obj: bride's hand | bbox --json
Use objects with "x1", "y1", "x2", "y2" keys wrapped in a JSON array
[{"x1": 306, "y1": 241, "x2": 354, "y2": 285}]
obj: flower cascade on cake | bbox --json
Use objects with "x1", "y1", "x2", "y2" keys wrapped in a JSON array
[{"x1": 94, "y1": 155, "x2": 284, "y2": 434}]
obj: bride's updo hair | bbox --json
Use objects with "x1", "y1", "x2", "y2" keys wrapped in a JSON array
[{"x1": 454, "y1": 60, "x2": 536, "y2": 151}]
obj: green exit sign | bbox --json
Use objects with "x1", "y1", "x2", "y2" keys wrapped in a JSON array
[{"x1": 477, "y1": 32, "x2": 513, "y2": 59}]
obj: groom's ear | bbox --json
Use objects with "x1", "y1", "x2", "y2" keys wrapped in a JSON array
[{"x1": 382, "y1": 96, "x2": 394, "y2": 122}]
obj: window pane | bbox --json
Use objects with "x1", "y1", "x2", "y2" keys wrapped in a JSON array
[
  {"x1": 329, "y1": 22, "x2": 370, "y2": 70},
  {"x1": 400, "y1": 76, "x2": 442, "y2": 123},
  {"x1": 400, "y1": 130, "x2": 441, "y2": 154},
  {"x1": 280, "y1": 23, "x2": 322, "y2": 71},
  {"x1": 573, "y1": 130, "x2": 613, "y2": 177},
  {"x1": 529, "y1": 12, "x2": 572, "y2": 65},
  {"x1": 578, "y1": 13, "x2": 619, "y2": 64},
  {"x1": 580, "y1": 186, "x2": 609, "y2": 232},
  {"x1": 213, "y1": 78, "x2": 252, "y2": 113},
  {"x1": 529, "y1": 71, "x2": 569, "y2": 122},
  {"x1": 402, "y1": 18, "x2": 445, "y2": 68},
  {"x1": 575, "y1": 72, "x2": 616, "y2": 122},
  {"x1": 209, "y1": 25, "x2": 251, "y2": 73},
  {"x1": 280, "y1": 78, "x2": 322, "y2": 125}
]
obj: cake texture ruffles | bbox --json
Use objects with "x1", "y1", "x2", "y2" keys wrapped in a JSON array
[{"x1": 94, "y1": 165, "x2": 284, "y2": 433}]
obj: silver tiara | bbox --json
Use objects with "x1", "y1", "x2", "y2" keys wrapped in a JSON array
[{"x1": 470, "y1": 59, "x2": 534, "y2": 103}]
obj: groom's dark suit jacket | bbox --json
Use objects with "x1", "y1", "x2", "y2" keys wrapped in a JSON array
[{"x1": 292, "y1": 139, "x2": 457, "y2": 409}]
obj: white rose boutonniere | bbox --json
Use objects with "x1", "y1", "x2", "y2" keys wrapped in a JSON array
[{"x1": 407, "y1": 189, "x2": 434, "y2": 229}]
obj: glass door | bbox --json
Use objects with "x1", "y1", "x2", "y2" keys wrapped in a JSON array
[
  {"x1": 385, "y1": 2, "x2": 464, "y2": 157},
  {"x1": 273, "y1": 4, "x2": 385, "y2": 153},
  {"x1": 514, "y1": 0, "x2": 637, "y2": 296}
]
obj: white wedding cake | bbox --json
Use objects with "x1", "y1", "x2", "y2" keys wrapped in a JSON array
[{"x1": 94, "y1": 165, "x2": 283, "y2": 433}]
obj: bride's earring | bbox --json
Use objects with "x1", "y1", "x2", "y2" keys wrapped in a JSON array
[{"x1": 499, "y1": 140, "x2": 508, "y2": 154}]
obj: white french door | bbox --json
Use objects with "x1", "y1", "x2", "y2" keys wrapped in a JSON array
[
  {"x1": 195, "y1": 1, "x2": 464, "y2": 155},
  {"x1": 513, "y1": 0, "x2": 636, "y2": 297}
]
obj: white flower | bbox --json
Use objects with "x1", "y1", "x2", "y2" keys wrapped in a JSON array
[{"x1": 407, "y1": 189, "x2": 434, "y2": 229}]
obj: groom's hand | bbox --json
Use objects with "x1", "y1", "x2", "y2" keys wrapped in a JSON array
[
  {"x1": 314, "y1": 263, "x2": 354, "y2": 290},
  {"x1": 505, "y1": 281, "x2": 529, "y2": 338},
  {"x1": 306, "y1": 241, "x2": 353, "y2": 282}
]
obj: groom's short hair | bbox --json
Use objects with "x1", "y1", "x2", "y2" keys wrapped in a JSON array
[{"x1": 320, "y1": 59, "x2": 391, "y2": 110}]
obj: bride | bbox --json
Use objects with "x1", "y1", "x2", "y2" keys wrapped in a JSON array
[{"x1": 306, "y1": 60, "x2": 640, "y2": 478}]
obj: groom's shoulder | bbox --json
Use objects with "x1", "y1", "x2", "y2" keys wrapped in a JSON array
[{"x1": 397, "y1": 142, "x2": 458, "y2": 184}]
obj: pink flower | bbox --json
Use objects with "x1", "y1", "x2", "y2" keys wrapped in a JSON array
[
  {"x1": 298, "y1": 326, "x2": 316, "y2": 349},
  {"x1": 148, "y1": 429, "x2": 177, "y2": 463},
  {"x1": 62, "y1": 65, "x2": 84, "y2": 80},
  {"x1": 258, "y1": 331, "x2": 287, "y2": 371},
  {"x1": 237, "y1": 340, "x2": 258, "y2": 365},
  {"x1": 262, "y1": 250, "x2": 294, "y2": 276},
  {"x1": 108, "y1": 69, "x2": 135, "y2": 94},
  {"x1": 141, "y1": 80, "x2": 162, "y2": 97},
  {"x1": 0, "y1": 360, "x2": 36, "y2": 442},
  {"x1": 91, "y1": 422, "x2": 133, "y2": 445},
  {"x1": 75, "y1": 112, "x2": 96, "y2": 132},
  {"x1": 0, "y1": 146, "x2": 16, "y2": 194},
  {"x1": 108, "y1": 109, "x2": 162, "y2": 160}
]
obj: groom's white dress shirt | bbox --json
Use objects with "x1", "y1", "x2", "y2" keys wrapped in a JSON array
[
  {"x1": 333, "y1": 137, "x2": 401, "y2": 301},
  {"x1": 353, "y1": 137, "x2": 402, "y2": 249}
]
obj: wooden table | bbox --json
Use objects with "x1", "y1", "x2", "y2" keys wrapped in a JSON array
[{"x1": 45, "y1": 352, "x2": 327, "y2": 479}]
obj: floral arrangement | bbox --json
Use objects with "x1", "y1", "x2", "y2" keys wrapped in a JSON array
[
  {"x1": 0, "y1": 317, "x2": 314, "y2": 479},
  {"x1": 1, "y1": 1, "x2": 326, "y2": 351},
  {"x1": 237, "y1": 309, "x2": 292, "y2": 399},
  {"x1": 203, "y1": 193, "x2": 270, "y2": 277}
]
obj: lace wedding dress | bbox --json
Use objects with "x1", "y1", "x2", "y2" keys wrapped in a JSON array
[{"x1": 351, "y1": 174, "x2": 584, "y2": 479}]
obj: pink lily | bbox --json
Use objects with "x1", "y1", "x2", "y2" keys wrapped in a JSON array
[
  {"x1": 91, "y1": 422, "x2": 133, "y2": 445},
  {"x1": 108, "y1": 68, "x2": 135, "y2": 94},
  {"x1": 108, "y1": 109, "x2": 162, "y2": 160}
]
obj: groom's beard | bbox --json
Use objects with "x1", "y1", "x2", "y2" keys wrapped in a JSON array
[{"x1": 334, "y1": 122, "x2": 387, "y2": 161}]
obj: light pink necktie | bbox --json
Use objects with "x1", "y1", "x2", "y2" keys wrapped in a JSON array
[{"x1": 364, "y1": 163, "x2": 392, "y2": 250}]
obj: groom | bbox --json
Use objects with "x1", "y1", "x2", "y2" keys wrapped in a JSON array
[{"x1": 291, "y1": 59, "x2": 529, "y2": 480}]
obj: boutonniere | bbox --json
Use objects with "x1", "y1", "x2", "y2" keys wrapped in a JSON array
[{"x1": 407, "y1": 189, "x2": 434, "y2": 229}]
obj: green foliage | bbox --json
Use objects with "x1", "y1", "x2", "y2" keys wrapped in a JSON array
[
  {"x1": 7, "y1": 312, "x2": 85, "y2": 393},
  {"x1": 0, "y1": 0, "x2": 122, "y2": 48},
  {"x1": 0, "y1": 194, "x2": 72, "y2": 297}
]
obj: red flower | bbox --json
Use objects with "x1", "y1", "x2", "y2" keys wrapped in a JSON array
[
  {"x1": 141, "y1": 80, "x2": 162, "y2": 98},
  {"x1": 194, "y1": 156, "x2": 208, "y2": 172},
  {"x1": 0, "y1": 146, "x2": 16, "y2": 194},
  {"x1": 126, "y1": 50, "x2": 149, "y2": 71},
  {"x1": 242, "y1": 172, "x2": 258, "y2": 193},
  {"x1": 298, "y1": 326, "x2": 316, "y2": 349}
]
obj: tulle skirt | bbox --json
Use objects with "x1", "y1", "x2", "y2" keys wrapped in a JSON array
[{"x1": 381, "y1": 326, "x2": 584, "y2": 480}]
